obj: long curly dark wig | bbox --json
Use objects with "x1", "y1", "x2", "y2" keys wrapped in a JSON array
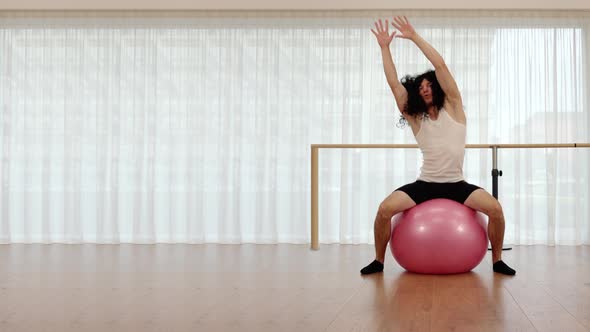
[{"x1": 398, "y1": 70, "x2": 446, "y2": 127}]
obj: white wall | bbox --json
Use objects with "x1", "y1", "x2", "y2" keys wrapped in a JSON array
[{"x1": 1, "y1": 0, "x2": 589, "y2": 10}]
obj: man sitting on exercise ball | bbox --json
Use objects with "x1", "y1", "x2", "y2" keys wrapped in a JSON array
[{"x1": 361, "y1": 16, "x2": 516, "y2": 276}]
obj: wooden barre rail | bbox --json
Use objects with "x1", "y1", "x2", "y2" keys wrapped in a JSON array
[
  {"x1": 310, "y1": 143, "x2": 590, "y2": 250},
  {"x1": 312, "y1": 143, "x2": 590, "y2": 149}
]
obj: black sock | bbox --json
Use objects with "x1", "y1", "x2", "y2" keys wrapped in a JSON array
[
  {"x1": 360, "y1": 260, "x2": 384, "y2": 275},
  {"x1": 493, "y1": 260, "x2": 516, "y2": 275}
]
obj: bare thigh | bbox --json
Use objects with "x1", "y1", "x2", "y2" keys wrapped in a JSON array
[
  {"x1": 463, "y1": 188, "x2": 502, "y2": 217},
  {"x1": 378, "y1": 190, "x2": 417, "y2": 217}
]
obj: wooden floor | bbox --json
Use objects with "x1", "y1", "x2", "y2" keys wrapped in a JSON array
[{"x1": 0, "y1": 244, "x2": 589, "y2": 332}]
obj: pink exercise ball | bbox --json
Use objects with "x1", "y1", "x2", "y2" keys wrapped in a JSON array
[{"x1": 389, "y1": 198, "x2": 488, "y2": 274}]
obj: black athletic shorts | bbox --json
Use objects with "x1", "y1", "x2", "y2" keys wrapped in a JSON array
[{"x1": 395, "y1": 180, "x2": 482, "y2": 205}]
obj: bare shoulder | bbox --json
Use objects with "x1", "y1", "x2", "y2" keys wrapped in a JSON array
[{"x1": 444, "y1": 98, "x2": 466, "y2": 125}]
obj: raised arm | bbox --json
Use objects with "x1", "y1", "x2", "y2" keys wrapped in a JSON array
[
  {"x1": 391, "y1": 16, "x2": 462, "y2": 108},
  {"x1": 371, "y1": 19, "x2": 407, "y2": 114}
]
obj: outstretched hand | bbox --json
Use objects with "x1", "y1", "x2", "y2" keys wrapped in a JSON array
[
  {"x1": 391, "y1": 16, "x2": 416, "y2": 40},
  {"x1": 370, "y1": 19, "x2": 396, "y2": 48}
]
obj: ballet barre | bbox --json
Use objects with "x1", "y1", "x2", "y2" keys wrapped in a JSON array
[{"x1": 310, "y1": 143, "x2": 590, "y2": 250}]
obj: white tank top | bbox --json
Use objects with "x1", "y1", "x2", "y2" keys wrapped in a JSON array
[{"x1": 415, "y1": 109, "x2": 466, "y2": 182}]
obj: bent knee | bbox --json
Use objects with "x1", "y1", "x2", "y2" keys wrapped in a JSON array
[
  {"x1": 377, "y1": 202, "x2": 397, "y2": 220},
  {"x1": 487, "y1": 201, "x2": 504, "y2": 220}
]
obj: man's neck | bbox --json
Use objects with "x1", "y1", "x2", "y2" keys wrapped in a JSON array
[{"x1": 427, "y1": 106, "x2": 438, "y2": 120}]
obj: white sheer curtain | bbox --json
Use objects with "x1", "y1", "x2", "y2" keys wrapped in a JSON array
[{"x1": 0, "y1": 11, "x2": 588, "y2": 244}]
